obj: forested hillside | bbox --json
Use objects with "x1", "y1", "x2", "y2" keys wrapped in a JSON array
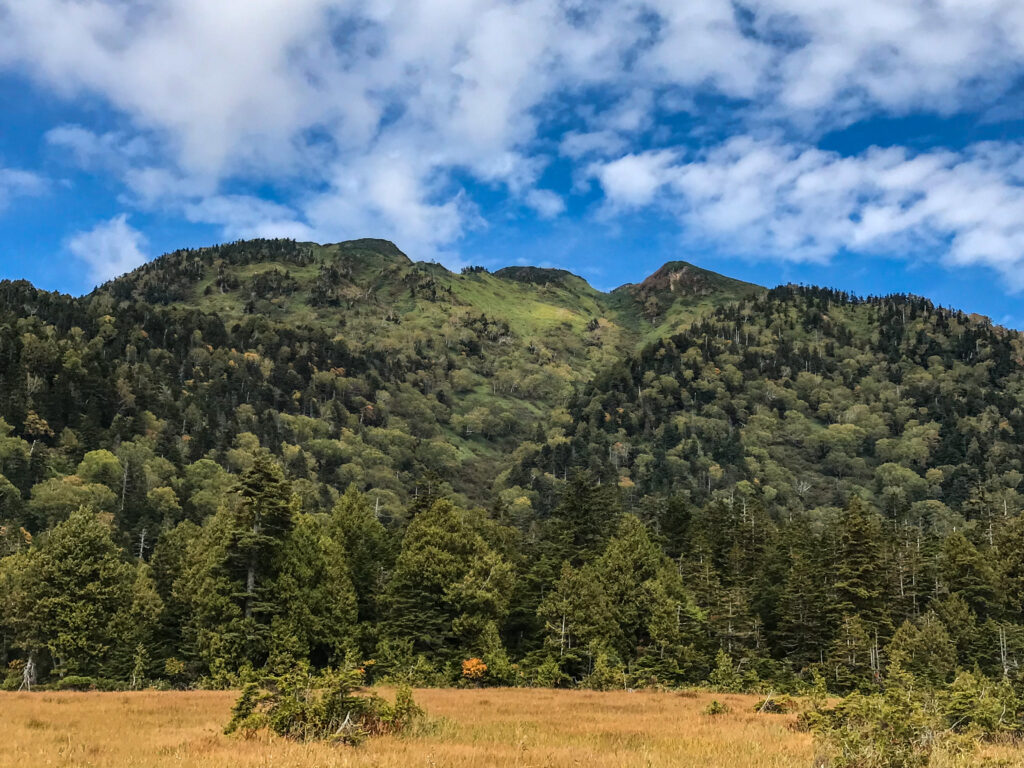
[{"x1": 2, "y1": 238, "x2": 1024, "y2": 696}]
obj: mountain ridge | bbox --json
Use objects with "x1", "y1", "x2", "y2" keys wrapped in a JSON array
[{"x1": 96, "y1": 236, "x2": 761, "y2": 306}]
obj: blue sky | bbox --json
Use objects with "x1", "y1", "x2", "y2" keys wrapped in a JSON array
[{"x1": 2, "y1": 2, "x2": 1024, "y2": 327}]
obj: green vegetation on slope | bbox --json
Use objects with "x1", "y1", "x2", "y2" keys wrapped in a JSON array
[
  {"x1": 3, "y1": 238, "x2": 1024, "y2": 713},
  {"x1": 89, "y1": 238, "x2": 760, "y2": 505}
]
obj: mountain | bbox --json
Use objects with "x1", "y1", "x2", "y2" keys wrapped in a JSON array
[
  {"x1": 3, "y1": 236, "x2": 1024, "y2": 694},
  {"x1": 0, "y1": 238, "x2": 762, "y2": 521},
  {"x1": 101, "y1": 237, "x2": 761, "y2": 350}
]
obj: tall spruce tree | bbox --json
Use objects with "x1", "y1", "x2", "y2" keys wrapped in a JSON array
[
  {"x1": 329, "y1": 486, "x2": 392, "y2": 632},
  {"x1": 832, "y1": 496, "x2": 889, "y2": 634},
  {"x1": 269, "y1": 513, "x2": 357, "y2": 669},
  {"x1": 939, "y1": 531, "x2": 997, "y2": 618},
  {"x1": 775, "y1": 532, "x2": 829, "y2": 666},
  {"x1": 229, "y1": 453, "x2": 294, "y2": 626},
  {"x1": 11, "y1": 507, "x2": 135, "y2": 679},
  {"x1": 383, "y1": 499, "x2": 510, "y2": 662}
]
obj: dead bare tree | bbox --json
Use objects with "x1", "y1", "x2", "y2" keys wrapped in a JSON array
[{"x1": 18, "y1": 653, "x2": 35, "y2": 692}]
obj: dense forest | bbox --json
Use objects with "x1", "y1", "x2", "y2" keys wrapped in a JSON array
[{"x1": 2, "y1": 238, "x2": 1024, "y2": 695}]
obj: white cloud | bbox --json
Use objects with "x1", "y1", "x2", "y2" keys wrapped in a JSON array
[
  {"x1": 5, "y1": 0, "x2": 1024, "y2": 273},
  {"x1": 45, "y1": 125, "x2": 150, "y2": 172},
  {"x1": 590, "y1": 138, "x2": 1024, "y2": 289},
  {"x1": 67, "y1": 214, "x2": 149, "y2": 284},
  {"x1": 181, "y1": 195, "x2": 313, "y2": 242},
  {"x1": 524, "y1": 189, "x2": 566, "y2": 219},
  {"x1": 593, "y1": 151, "x2": 680, "y2": 208},
  {"x1": 0, "y1": 168, "x2": 45, "y2": 209},
  {"x1": 303, "y1": 153, "x2": 474, "y2": 263},
  {"x1": 757, "y1": 0, "x2": 1024, "y2": 119},
  {"x1": 560, "y1": 131, "x2": 629, "y2": 161}
]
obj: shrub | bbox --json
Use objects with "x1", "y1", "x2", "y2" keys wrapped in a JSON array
[
  {"x1": 224, "y1": 667, "x2": 424, "y2": 746},
  {"x1": 52, "y1": 675, "x2": 99, "y2": 691},
  {"x1": 811, "y1": 667, "x2": 975, "y2": 768},
  {"x1": 373, "y1": 638, "x2": 447, "y2": 687},
  {"x1": 581, "y1": 651, "x2": 625, "y2": 691},
  {"x1": 940, "y1": 671, "x2": 1021, "y2": 736},
  {"x1": 461, "y1": 658, "x2": 487, "y2": 683},
  {"x1": 2, "y1": 660, "x2": 24, "y2": 691},
  {"x1": 753, "y1": 694, "x2": 798, "y2": 714},
  {"x1": 50, "y1": 676, "x2": 123, "y2": 691},
  {"x1": 708, "y1": 650, "x2": 742, "y2": 693},
  {"x1": 163, "y1": 657, "x2": 187, "y2": 684},
  {"x1": 531, "y1": 656, "x2": 568, "y2": 688},
  {"x1": 704, "y1": 699, "x2": 730, "y2": 716}
]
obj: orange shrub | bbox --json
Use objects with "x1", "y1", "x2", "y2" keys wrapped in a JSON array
[{"x1": 461, "y1": 658, "x2": 487, "y2": 680}]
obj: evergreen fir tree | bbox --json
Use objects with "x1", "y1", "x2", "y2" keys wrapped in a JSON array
[{"x1": 832, "y1": 496, "x2": 890, "y2": 635}]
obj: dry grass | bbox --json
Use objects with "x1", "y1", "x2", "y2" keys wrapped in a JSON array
[
  {"x1": 1, "y1": 687, "x2": 1021, "y2": 768},
  {"x1": 0, "y1": 688, "x2": 807, "y2": 768}
]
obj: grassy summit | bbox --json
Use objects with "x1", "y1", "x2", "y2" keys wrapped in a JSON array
[{"x1": 101, "y1": 238, "x2": 761, "y2": 351}]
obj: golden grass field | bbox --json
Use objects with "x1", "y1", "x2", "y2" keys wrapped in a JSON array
[{"x1": 1, "y1": 687, "x2": 1022, "y2": 768}]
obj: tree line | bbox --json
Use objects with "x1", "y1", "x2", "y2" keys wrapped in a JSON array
[{"x1": 3, "y1": 461, "x2": 1024, "y2": 693}]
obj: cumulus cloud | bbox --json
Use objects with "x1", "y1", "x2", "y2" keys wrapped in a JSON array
[
  {"x1": 758, "y1": 0, "x2": 1024, "y2": 118},
  {"x1": 590, "y1": 138, "x2": 1024, "y2": 288},
  {"x1": 560, "y1": 131, "x2": 629, "y2": 161},
  {"x1": 0, "y1": 168, "x2": 45, "y2": 209},
  {"x1": 68, "y1": 214, "x2": 149, "y2": 284},
  {"x1": 593, "y1": 151, "x2": 680, "y2": 208},
  {"x1": 4, "y1": 1, "x2": 1024, "y2": 273},
  {"x1": 524, "y1": 189, "x2": 566, "y2": 219}
]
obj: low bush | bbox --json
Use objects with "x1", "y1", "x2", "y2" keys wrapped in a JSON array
[
  {"x1": 224, "y1": 667, "x2": 424, "y2": 746},
  {"x1": 806, "y1": 667, "x2": 999, "y2": 768},
  {"x1": 753, "y1": 694, "x2": 798, "y2": 714},
  {"x1": 940, "y1": 671, "x2": 1021, "y2": 736},
  {"x1": 703, "y1": 699, "x2": 730, "y2": 716},
  {"x1": 580, "y1": 651, "x2": 626, "y2": 691},
  {"x1": 50, "y1": 676, "x2": 123, "y2": 691}
]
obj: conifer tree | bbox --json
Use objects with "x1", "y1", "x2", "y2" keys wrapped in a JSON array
[
  {"x1": 269, "y1": 513, "x2": 357, "y2": 669},
  {"x1": 329, "y1": 486, "x2": 392, "y2": 629},
  {"x1": 109, "y1": 562, "x2": 164, "y2": 683},
  {"x1": 538, "y1": 560, "x2": 617, "y2": 677},
  {"x1": 776, "y1": 537, "x2": 829, "y2": 666},
  {"x1": 827, "y1": 613, "x2": 877, "y2": 691},
  {"x1": 176, "y1": 455, "x2": 296, "y2": 674},
  {"x1": 14, "y1": 507, "x2": 134, "y2": 678},
  {"x1": 939, "y1": 531, "x2": 997, "y2": 618},
  {"x1": 383, "y1": 499, "x2": 509, "y2": 662},
  {"x1": 228, "y1": 453, "x2": 294, "y2": 626},
  {"x1": 887, "y1": 612, "x2": 956, "y2": 686},
  {"x1": 549, "y1": 470, "x2": 621, "y2": 563},
  {"x1": 832, "y1": 496, "x2": 889, "y2": 634}
]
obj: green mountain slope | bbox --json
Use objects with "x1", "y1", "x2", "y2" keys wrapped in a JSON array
[
  {"x1": 513, "y1": 284, "x2": 1024, "y2": 522},
  {"x1": 611, "y1": 259, "x2": 766, "y2": 342},
  {"x1": 93, "y1": 238, "x2": 761, "y2": 499},
  {"x1": 0, "y1": 238, "x2": 760, "y2": 520},
  {"x1": 5, "y1": 238, "x2": 1024, "y2": 695},
  {"x1": 103, "y1": 238, "x2": 760, "y2": 352}
]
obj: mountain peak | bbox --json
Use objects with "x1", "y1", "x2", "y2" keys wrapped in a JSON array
[
  {"x1": 605, "y1": 258, "x2": 764, "y2": 332},
  {"x1": 493, "y1": 266, "x2": 590, "y2": 291},
  {"x1": 618, "y1": 260, "x2": 761, "y2": 297},
  {"x1": 331, "y1": 238, "x2": 410, "y2": 262}
]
